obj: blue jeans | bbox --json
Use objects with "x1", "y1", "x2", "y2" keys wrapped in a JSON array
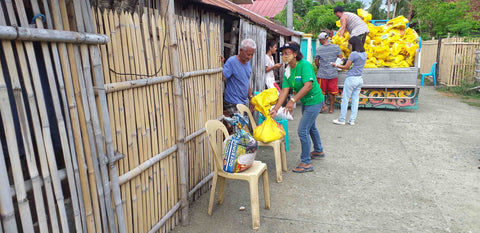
[
  {"x1": 340, "y1": 76, "x2": 363, "y2": 123},
  {"x1": 298, "y1": 102, "x2": 324, "y2": 165}
]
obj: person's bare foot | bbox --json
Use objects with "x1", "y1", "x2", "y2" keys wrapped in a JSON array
[{"x1": 329, "y1": 106, "x2": 334, "y2": 113}]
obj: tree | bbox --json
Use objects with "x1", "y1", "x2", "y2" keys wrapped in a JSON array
[
  {"x1": 273, "y1": 0, "x2": 365, "y2": 33},
  {"x1": 368, "y1": 0, "x2": 387, "y2": 20},
  {"x1": 303, "y1": 4, "x2": 338, "y2": 35},
  {"x1": 411, "y1": 0, "x2": 479, "y2": 39}
]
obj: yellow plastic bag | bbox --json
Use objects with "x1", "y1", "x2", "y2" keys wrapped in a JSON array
[
  {"x1": 253, "y1": 116, "x2": 286, "y2": 143},
  {"x1": 251, "y1": 88, "x2": 286, "y2": 143},
  {"x1": 251, "y1": 88, "x2": 278, "y2": 116},
  {"x1": 385, "y1": 16, "x2": 409, "y2": 30},
  {"x1": 357, "y1": 9, "x2": 372, "y2": 23}
]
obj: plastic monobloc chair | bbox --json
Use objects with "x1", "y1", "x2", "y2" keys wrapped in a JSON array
[
  {"x1": 421, "y1": 62, "x2": 437, "y2": 86},
  {"x1": 205, "y1": 120, "x2": 270, "y2": 230},
  {"x1": 236, "y1": 104, "x2": 287, "y2": 183}
]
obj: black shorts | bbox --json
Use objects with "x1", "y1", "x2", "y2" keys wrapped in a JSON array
[{"x1": 223, "y1": 100, "x2": 238, "y2": 117}]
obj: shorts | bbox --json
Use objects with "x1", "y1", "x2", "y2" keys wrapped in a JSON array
[
  {"x1": 223, "y1": 100, "x2": 238, "y2": 117},
  {"x1": 317, "y1": 78, "x2": 339, "y2": 95}
]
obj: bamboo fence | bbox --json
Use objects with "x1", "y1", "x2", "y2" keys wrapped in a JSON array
[
  {"x1": 438, "y1": 37, "x2": 480, "y2": 85},
  {"x1": 420, "y1": 38, "x2": 480, "y2": 86},
  {"x1": 0, "y1": 0, "x2": 223, "y2": 232},
  {"x1": 419, "y1": 39, "x2": 438, "y2": 74}
]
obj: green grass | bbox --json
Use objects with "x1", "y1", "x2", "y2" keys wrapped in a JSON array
[{"x1": 436, "y1": 81, "x2": 480, "y2": 107}]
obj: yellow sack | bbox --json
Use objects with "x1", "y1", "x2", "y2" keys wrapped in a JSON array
[
  {"x1": 357, "y1": 9, "x2": 372, "y2": 23},
  {"x1": 385, "y1": 16, "x2": 409, "y2": 30},
  {"x1": 253, "y1": 116, "x2": 286, "y2": 143},
  {"x1": 251, "y1": 88, "x2": 278, "y2": 116}
]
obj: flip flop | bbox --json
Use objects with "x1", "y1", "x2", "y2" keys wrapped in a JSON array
[
  {"x1": 310, "y1": 151, "x2": 325, "y2": 159},
  {"x1": 292, "y1": 165, "x2": 314, "y2": 173}
]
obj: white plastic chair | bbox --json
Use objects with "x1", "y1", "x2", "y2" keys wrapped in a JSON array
[
  {"x1": 236, "y1": 104, "x2": 287, "y2": 183},
  {"x1": 205, "y1": 120, "x2": 270, "y2": 229}
]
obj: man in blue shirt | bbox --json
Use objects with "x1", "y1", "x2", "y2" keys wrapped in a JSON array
[{"x1": 223, "y1": 38, "x2": 256, "y2": 116}]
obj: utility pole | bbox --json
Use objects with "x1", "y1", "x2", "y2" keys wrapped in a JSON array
[{"x1": 287, "y1": 0, "x2": 293, "y2": 29}]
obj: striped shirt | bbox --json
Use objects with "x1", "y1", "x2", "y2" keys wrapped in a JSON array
[{"x1": 344, "y1": 12, "x2": 369, "y2": 37}]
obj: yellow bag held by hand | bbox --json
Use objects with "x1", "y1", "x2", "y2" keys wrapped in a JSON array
[
  {"x1": 251, "y1": 88, "x2": 278, "y2": 116},
  {"x1": 251, "y1": 88, "x2": 286, "y2": 143},
  {"x1": 253, "y1": 116, "x2": 286, "y2": 143}
]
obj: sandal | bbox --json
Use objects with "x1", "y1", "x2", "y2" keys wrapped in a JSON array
[
  {"x1": 319, "y1": 106, "x2": 328, "y2": 114},
  {"x1": 292, "y1": 165, "x2": 314, "y2": 173},
  {"x1": 310, "y1": 151, "x2": 325, "y2": 159}
]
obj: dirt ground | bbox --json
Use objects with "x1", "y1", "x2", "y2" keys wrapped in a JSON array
[{"x1": 172, "y1": 85, "x2": 480, "y2": 233}]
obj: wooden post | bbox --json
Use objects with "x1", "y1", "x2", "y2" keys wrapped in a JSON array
[
  {"x1": 166, "y1": 0, "x2": 189, "y2": 225},
  {"x1": 436, "y1": 35, "x2": 442, "y2": 86}
]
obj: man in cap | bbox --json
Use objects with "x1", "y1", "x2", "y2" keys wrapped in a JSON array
[
  {"x1": 223, "y1": 38, "x2": 256, "y2": 117},
  {"x1": 334, "y1": 6, "x2": 369, "y2": 45},
  {"x1": 315, "y1": 32, "x2": 343, "y2": 113}
]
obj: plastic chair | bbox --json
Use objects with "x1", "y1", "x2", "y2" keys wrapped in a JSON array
[
  {"x1": 421, "y1": 62, "x2": 437, "y2": 86},
  {"x1": 205, "y1": 120, "x2": 270, "y2": 230},
  {"x1": 236, "y1": 104, "x2": 287, "y2": 183}
]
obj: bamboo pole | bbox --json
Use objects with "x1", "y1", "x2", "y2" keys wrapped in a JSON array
[
  {"x1": 71, "y1": 1, "x2": 118, "y2": 232},
  {"x1": 117, "y1": 12, "x2": 133, "y2": 233},
  {"x1": 58, "y1": 1, "x2": 108, "y2": 232},
  {"x1": 158, "y1": 15, "x2": 170, "y2": 233},
  {"x1": 131, "y1": 12, "x2": 149, "y2": 233},
  {"x1": 151, "y1": 9, "x2": 162, "y2": 226},
  {"x1": 0, "y1": 62, "x2": 19, "y2": 233},
  {"x1": 0, "y1": 64, "x2": 34, "y2": 233},
  {"x1": 123, "y1": 12, "x2": 142, "y2": 233},
  {"x1": 29, "y1": 1, "x2": 90, "y2": 231},
  {"x1": 118, "y1": 146, "x2": 178, "y2": 185},
  {"x1": 0, "y1": 8, "x2": 58, "y2": 233},
  {"x1": 46, "y1": 0, "x2": 98, "y2": 231},
  {"x1": 0, "y1": 25, "x2": 109, "y2": 44},
  {"x1": 141, "y1": 10, "x2": 156, "y2": 229},
  {"x1": 79, "y1": 2, "x2": 125, "y2": 233},
  {"x1": 124, "y1": 12, "x2": 143, "y2": 233},
  {"x1": 111, "y1": 11, "x2": 127, "y2": 231},
  {"x1": 3, "y1": 2, "x2": 67, "y2": 232},
  {"x1": 93, "y1": 8, "x2": 113, "y2": 233},
  {"x1": 81, "y1": 2, "x2": 126, "y2": 230}
]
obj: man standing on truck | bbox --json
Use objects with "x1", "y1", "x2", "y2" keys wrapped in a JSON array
[
  {"x1": 334, "y1": 6, "x2": 369, "y2": 45},
  {"x1": 315, "y1": 32, "x2": 343, "y2": 114}
]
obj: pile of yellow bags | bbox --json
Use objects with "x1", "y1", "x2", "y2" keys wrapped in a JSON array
[{"x1": 331, "y1": 9, "x2": 419, "y2": 68}]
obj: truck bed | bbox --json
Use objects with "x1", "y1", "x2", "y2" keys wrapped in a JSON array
[{"x1": 335, "y1": 67, "x2": 420, "y2": 109}]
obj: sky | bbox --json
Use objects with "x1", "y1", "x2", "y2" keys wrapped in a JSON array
[{"x1": 358, "y1": 0, "x2": 390, "y2": 10}]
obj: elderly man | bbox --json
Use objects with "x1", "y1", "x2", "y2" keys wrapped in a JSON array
[
  {"x1": 223, "y1": 38, "x2": 256, "y2": 117},
  {"x1": 315, "y1": 32, "x2": 343, "y2": 114},
  {"x1": 334, "y1": 6, "x2": 369, "y2": 45}
]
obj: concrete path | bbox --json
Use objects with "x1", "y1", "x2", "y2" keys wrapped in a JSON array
[{"x1": 172, "y1": 86, "x2": 480, "y2": 233}]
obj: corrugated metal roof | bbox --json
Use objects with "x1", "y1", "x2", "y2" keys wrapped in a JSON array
[
  {"x1": 239, "y1": 0, "x2": 287, "y2": 19},
  {"x1": 191, "y1": 0, "x2": 301, "y2": 37}
]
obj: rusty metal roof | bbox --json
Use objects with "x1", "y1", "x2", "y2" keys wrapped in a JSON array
[
  {"x1": 239, "y1": 0, "x2": 287, "y2": 19},
  {"x1": 191, "y1": 0, "x2": 301, "y2": 37}
]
